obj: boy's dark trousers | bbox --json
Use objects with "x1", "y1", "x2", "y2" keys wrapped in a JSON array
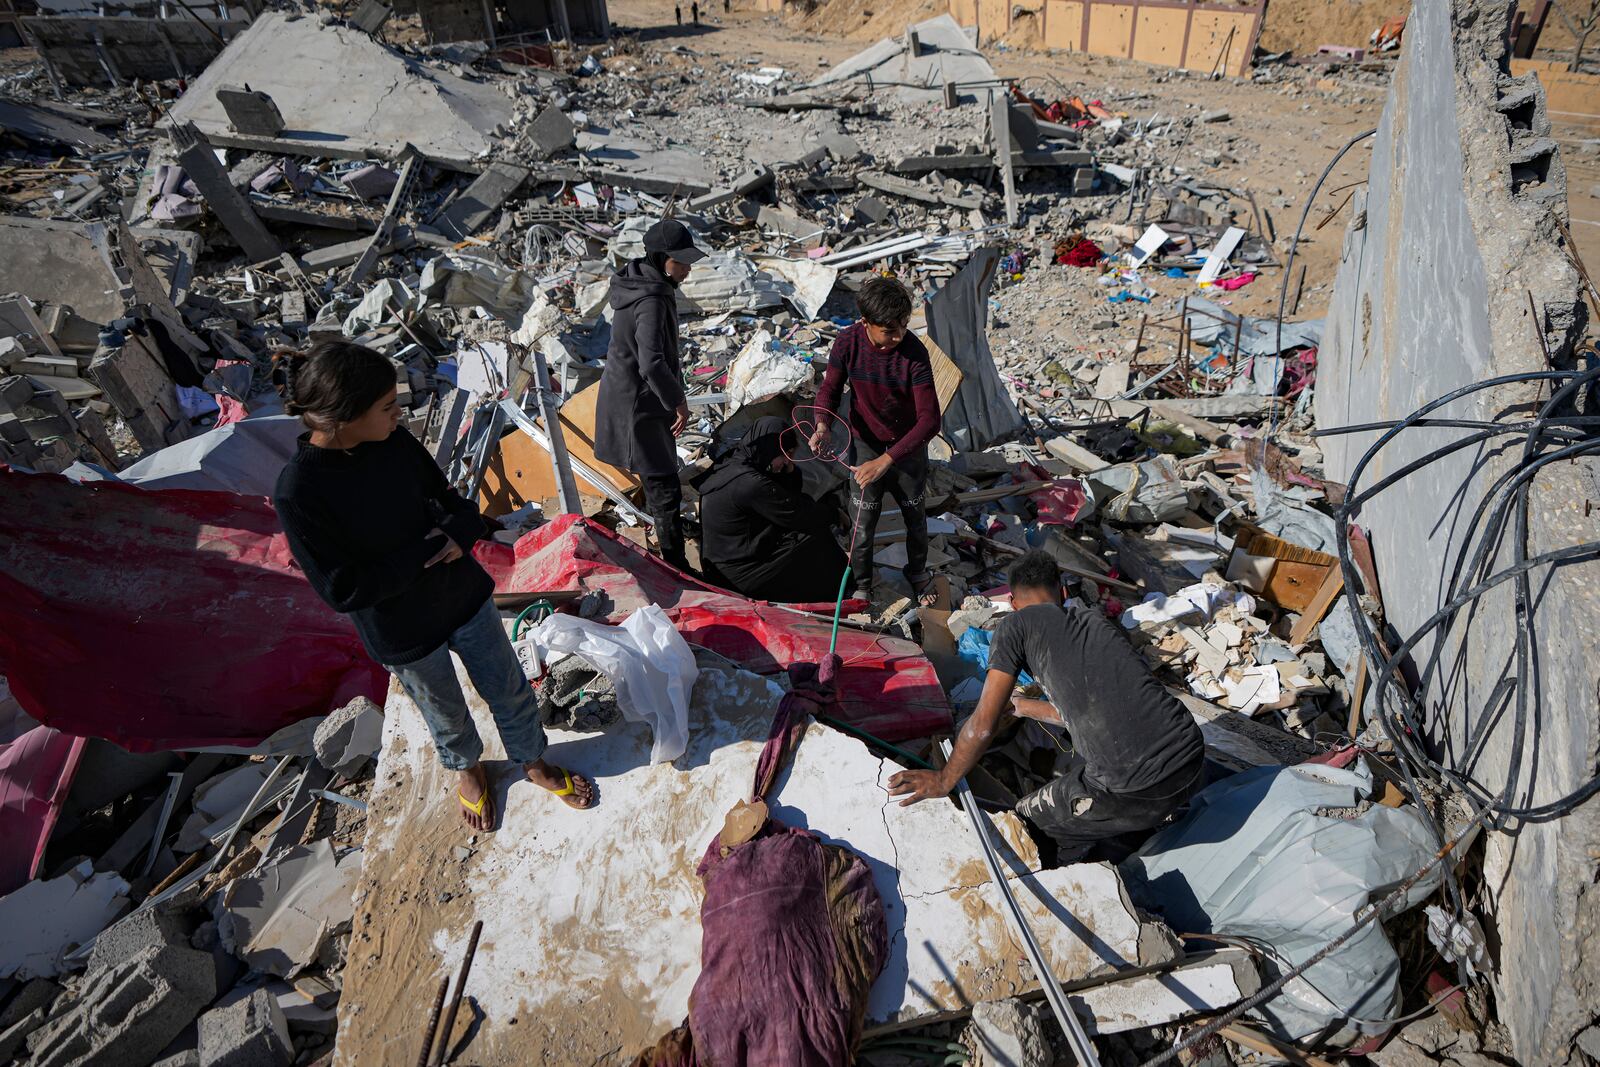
[{"x1": 848, "y1": 440, "x2": 928, "y2": 591}]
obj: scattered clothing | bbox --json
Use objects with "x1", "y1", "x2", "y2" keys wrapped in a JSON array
[
  {"x1": 389, "y1": 597, "x2": 548, "y2": 770},
  {"x1": 1055, "y1": 236, "x2": 1103, "y2": 268},
  {"x1": 815, "y1": 322, "x2": 940, "y2": 464},
  {"x1": 633, "y1": 657, "x2": 889, "y2": 1067},
  {"x1": 274, "y1": 427, "x2": 491, "y2": 666},
  {"x1": 695, "y1": 418, "x2": 847, "y2": 603},
  {"x1": 1209, "y1": 271, "x2": 1258, "y2": 292}
]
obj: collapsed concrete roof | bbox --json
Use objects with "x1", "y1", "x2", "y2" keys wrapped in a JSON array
[
  {"x1": 807, "y1": 15, "x2": 998, "y2": 102},
  {"x1": 165, "y1": 12, "x2": 515, "y2": 170},
  {"x1": 336, "y1": 658, "x2": 1252, "y2": 1064}
]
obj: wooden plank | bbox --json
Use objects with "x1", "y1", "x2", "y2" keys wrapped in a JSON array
[
  {"x1": 1287, "y1": 565, "x2": 1345, "y2": 646},
  {"x1": 1219, "y1": 1024, "x2": 1340, "y2": 1067},
  {"x1": 477, "y1": 381, "x2": 639, "y2": 517},
  {"x1": 922, "y1": 334, "x2": 965, "y2": 414}
]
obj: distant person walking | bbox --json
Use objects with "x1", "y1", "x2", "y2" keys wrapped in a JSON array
[
  {"x1": 272, "y1": 340, "x2": 596, "y2": 833},
  {"x1": 691, "y1": 1, "x2": 700, "y2": 22},
  {"x1": 675, "y1": 3, "x2": 682, "y2": 23},
  {"x1": 594, "y1": 219, "x2": 705, "y2": 572}
]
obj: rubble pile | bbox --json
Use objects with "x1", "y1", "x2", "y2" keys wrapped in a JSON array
[{"x1": 0, "y1": 5, "x2": 1514, "y2": 1067}]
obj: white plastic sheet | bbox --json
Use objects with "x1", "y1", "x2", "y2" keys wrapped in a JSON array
[
  {"x1": 1123, "y1": 759, "x2": 1443, "y2": 1043},
  {"x1": 725, "y1": 330, "x2": 814, "y2": 410},
  {"x1": 1120, "y1": 582, "x2": 1256, "y2": 629},
  {"x1": 528, "y1": 605, "x2": 697, "y2": 763}
]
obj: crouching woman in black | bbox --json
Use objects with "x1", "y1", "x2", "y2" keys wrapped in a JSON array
[
  {"x1": 271, "y1": 340, "x2": 595, "y2": 831},
  {"x1": 693, "y1": 416, "x2": 848, "y2": 603}
]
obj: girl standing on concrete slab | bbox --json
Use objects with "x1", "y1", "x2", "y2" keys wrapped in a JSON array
[{"x1": 272, "y1": 339, "x2": 595, "y2": 831}]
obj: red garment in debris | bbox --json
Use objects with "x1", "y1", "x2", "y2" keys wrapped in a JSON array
[
  {"x1": 0, "y1": 725, "x2": 86, "y2": 895},
  {"x1": 1056, "y1": 237, "x2": 1104, "y2": 267},
  {"x1": 0, "y1": 471, "x2": 948, "y2": 752},
  {"x1": 633, "y1": 657, "x2": 890, "y2": 1067}
]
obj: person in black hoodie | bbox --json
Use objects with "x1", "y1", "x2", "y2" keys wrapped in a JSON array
[
  {"x1": 694, "y1": 417, "x2": 847, "y2": 603},
  {"x1": 272, "y1": 340, "x2": 596, "y2": 832},
  {"x1": 594, "y1": 218, "x2": 705, "y2": 572}
]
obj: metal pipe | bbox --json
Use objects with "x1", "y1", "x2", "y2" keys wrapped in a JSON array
[
  {"x1": 431, "y1": 920, "x2": 484, "y2": 1065},
  {"x1": 941, "y1": 740, "x2": 1104, "y2": 1067}
]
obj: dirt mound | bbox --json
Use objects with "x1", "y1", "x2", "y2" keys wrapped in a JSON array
[
  {"x1": 788, "y1": 0, "x2": 946, "y2": 42},
  {"x1": 1255, "y1": 0, "x2": 1401, "y2": 54}
]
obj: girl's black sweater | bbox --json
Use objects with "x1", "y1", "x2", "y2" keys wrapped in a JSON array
[{"x1": 273, "y1": 427, "x2": 492, "y2": 665}]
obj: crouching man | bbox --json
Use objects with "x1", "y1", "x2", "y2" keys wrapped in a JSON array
[{"x1": 888, "y1": 550, "x2": 1206, "y2": 862}]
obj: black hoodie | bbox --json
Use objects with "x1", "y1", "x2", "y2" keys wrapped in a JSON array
[
  {"x1": 594, "y1": 259, "x2": 684, "y2": 476},
  {"x1": 693, "y1": 418, "x2": 847, "y2": 603}
]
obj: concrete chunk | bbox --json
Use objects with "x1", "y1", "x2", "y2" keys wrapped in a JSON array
[
  {"x1": 87, "y1": 906, "x2": 190, "y2": 975},
  {"x1": 970, "y1": 998, "x2": 1050, "y2": 1067},
  {"x1": 312, "y1": 696, "x2": 384, "y2": 777},
  {"x1": 197, "y1": 987, "x2": 291, "y2": 1067},
  {"x1": 24, "y1": 942, "x2": 217, "y2": 1067},
  {"x1": 215, "y1": 87, "x2": 285, "y2": 137},
  {"x1": 525, "y1": 105, "x2": 576, "y2": 158},
  {"x1": 0, "y1": 861, "x2": 130, "y2": 981}
]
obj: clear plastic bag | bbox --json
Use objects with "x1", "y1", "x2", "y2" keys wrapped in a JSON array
[{"x1": 527, "y1": 605, "x2": 697, "y2": 763}]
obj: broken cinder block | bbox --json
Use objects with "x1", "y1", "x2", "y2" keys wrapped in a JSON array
[{"x1": 215, "y1": 86, "x2": 286, "y2": 138}]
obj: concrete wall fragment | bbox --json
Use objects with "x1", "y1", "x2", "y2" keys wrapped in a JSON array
[{"x1": 1316, "y1": 0, "x2": 1600, "y2": 1060}]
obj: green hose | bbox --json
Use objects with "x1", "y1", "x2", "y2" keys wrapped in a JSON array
[
  {"x1": 828, "y1": 565, "x2": 853, "y2": 655},
  {"x1": 511, "y1": 599, "x2": 555, "y2": 641}
]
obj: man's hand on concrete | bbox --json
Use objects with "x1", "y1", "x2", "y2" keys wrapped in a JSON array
[
  {"x1": 852, "y1": 453, "x2": 893, "y2": 487},
  {"x1": 671, "y1": 402, "x2": 691, "y2": 436},
  {"x1": 886, "y1": 768, "x2": 951, "y2": 807}
]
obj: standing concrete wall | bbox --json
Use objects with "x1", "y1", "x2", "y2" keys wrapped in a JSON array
[{"x1": 1317, "y1": 0, "x2": 1600, "y2": 1060}]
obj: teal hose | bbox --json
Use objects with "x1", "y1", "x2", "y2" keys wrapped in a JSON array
[{"x1": 828, "y1": 565, "x2": 852, "y2": 655}]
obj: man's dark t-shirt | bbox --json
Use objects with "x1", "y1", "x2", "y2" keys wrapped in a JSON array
[{"x1": 988, "y1": 603, "x2": 1204, "y2": 794}]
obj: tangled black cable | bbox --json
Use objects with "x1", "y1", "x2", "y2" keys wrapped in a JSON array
[
  {"x1": 1321, "y1": 367, "x2": 1600, "y2": 825},
  {"x1": 1138, "y1": 373, "x2": 1600, "y2": 1067}
]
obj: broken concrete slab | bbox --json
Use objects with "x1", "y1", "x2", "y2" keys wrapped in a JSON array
[
  {"x1": 808, "y1": 15, "x2": 997, "y2": 103},
  {"x1": 169, "y1": 121, "x2": 281, "y2": 263},
  {"x1": 0, "y1": 861, "x2": 130, "y2": 980},
  {"x1": 24, "y1": 940, "x2": 217, "y2": 1067},
  {"x1": 0, "y1": 98, "x2": 112, "y2": 150},
  {"x1": 166, "y1": 13, "x2": 515, "y2": 170},
  {"x1": 197, "y1": 986, "x2": 292, "y2": 1067},
  {"x1": 87, "y1": 905, "x2": 190, "y2": 975},
  {"x1": 337, "y1": 659, "x2": 1170, "y2": 1064},
  {"x1": 434, "y1": 161, "x2": 531, "y2": 239},
  {"x1": 970, "y1": 998, "x2": 1049, "y2": 1067},
  {"x1": 312, "y1": 696, "x2": 383, "y2": 777},
  {"x1": 858, "y1": 169, "x2": 982, "y2": 210},
  {"x1": 525, "y1": 104, "x2": 576, "y2": 158},
  {"x1": 342, "y1": 163, "x2": 397, "y2": 200},
  {"x1": 216, "y1": 839, "x2": 361, "y2": 979}
]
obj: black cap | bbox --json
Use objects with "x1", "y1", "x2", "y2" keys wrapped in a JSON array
[{"x1": 643, "y1": 218, "x2": 707, "y2": 264}]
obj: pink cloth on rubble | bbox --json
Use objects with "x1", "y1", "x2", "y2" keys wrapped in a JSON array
[{"x1": 634, "y1": 658, "x2": 890, "y2": 1067}]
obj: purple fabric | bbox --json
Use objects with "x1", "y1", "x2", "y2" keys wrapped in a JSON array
[{"x1": 632, "y1": 653, "x2": 887, "y2": 1067}]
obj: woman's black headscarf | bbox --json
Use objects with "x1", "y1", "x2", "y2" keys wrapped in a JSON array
[{"x1": 694, "y1": 416, "x2": 794, "y2": 495}]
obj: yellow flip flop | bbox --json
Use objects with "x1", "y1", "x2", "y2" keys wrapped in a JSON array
[
  {"x1": 457, "y1": 787, "x2": 494, "y2": 827},
  {"x1": 541, "y1": 770, "x2": 596, "y2": 809}
]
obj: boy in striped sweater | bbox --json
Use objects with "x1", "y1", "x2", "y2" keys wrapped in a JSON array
[{"x1": 811, "y1": 276, "x2": 942, "y2": 604}]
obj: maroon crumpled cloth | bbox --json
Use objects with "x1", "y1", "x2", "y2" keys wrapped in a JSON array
[{"x1": 633, "y1": 655, "x2": 890, "y2": 1067}]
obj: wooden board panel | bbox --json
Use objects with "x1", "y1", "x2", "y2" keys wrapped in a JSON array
[
  {"x1": 477, "y1": 381, "x2": 640, "y2": 517},
  {"x1": 1131, "y1": 5, "x2": 1188, "y2": 68},
  {"x1": 921, "y1": 334, "x2": 966, "y2": 413},
  {"x1": 1185, "y1": 9, "x2": 1256, "y2": 77},
  {"x1": 1086, "y1": 2, "x2": 1134, "y2": 59},
  {"x1": 1042, "y1": 0, "x2": 1085, "y2": 49},
  {"x1": 977, "y1": 0, "x2": 1009, "y2": 39},
  {"x1": 1511, "y1": 58, "x2": 1600, "y2": 127}
]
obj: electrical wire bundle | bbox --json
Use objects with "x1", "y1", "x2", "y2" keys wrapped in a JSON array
[
  {"x1": 1321, "y1": 366, "x2": 1600, "y2": 828},
  {"x1": 1141, "y1": 368, "x2": 1600, "y2": 1067}
]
